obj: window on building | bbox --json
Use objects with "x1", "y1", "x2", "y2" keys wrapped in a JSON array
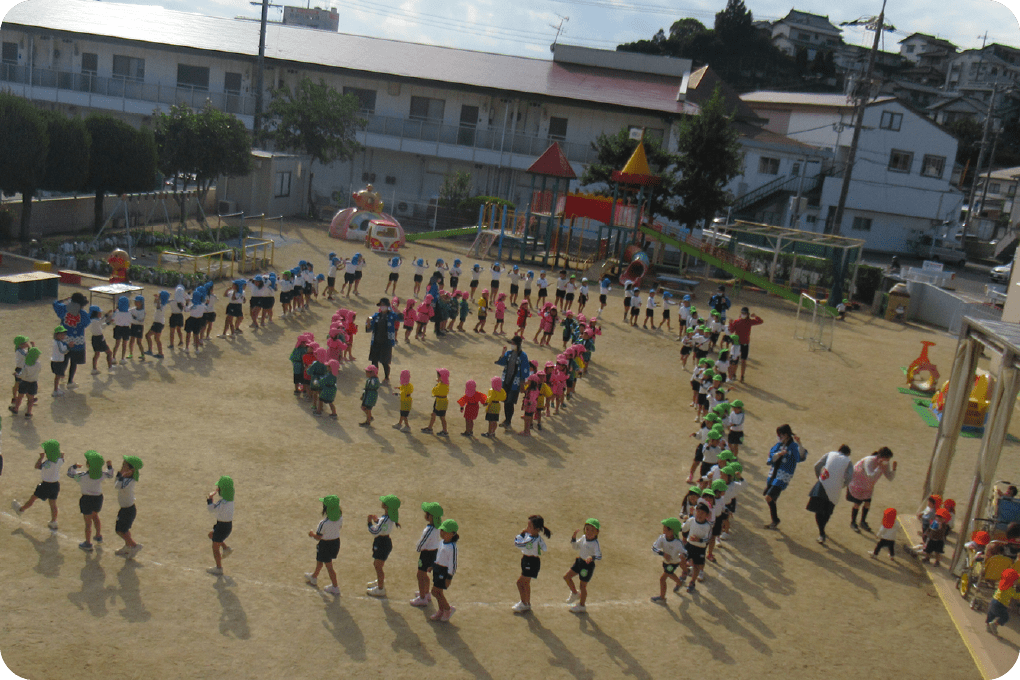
[
  {"x1": 921, "y1": 154, "x2": 946, "y2": 179},
  {"x1": 758, "y1": 156, "x2": 780, "y2": 175},
  {"x1": 792, "y1": 162, "x2": 802, "y2": 176},
  {"x1": 990, "y1": 182, "x2": 1002, "y2": 194},
  {"x1": 274, "y1": 171, "x2": 291, "y2": 198},
  {"x1": 409, "y1": 96, "x2": 445, "y2": 122},
  {"x1": 797, "y1": 32, "x2": 811, "y2": 41},
  {"x1": 627, "y1": 126, "x2": 665, "y2": 145},
  {"x1": 906, "y1": 45, "x2": 915, "y2": 53},
  {"x1": 177, "y1": 64, "x2": 209, "y2": 91},
  {"x1": 852, "y1": 216, "x2": 872, "y2": 231},
  {"x1": 224, "y1": 72, "x2": 242, "y2": 94},
  {"x1": 805, "y1": 214, "x2": 818, "y2": 224},
  {"x1": 112, "y1": 55, "x2": 145, "y2": 82},
  {"x1": 1008, "y1": 184, "x2": 1017, "y2": 198},
  {"x1": 343, "y1": 87, "x2": 377, "y2": 114},
  {"x1": 548, "y1": 117, "x2": 568, "y2": 141},
  {"x1": 879, "y1": 111, "x2": 903, "y2": 131},
  {"x1": 888, "y1": 149, "x2": 913, "y2": 173},
  {"x1": 81, "y1": 52, "x2": 98, "y2": 74},
  {"x1": 1, "y1": 42, "x2": 17, "y2": 65}
]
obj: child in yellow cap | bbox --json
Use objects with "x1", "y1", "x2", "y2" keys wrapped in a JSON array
[
  {"x1": 651, "y1": 518, "x2": 687, "y2": 603},
  {"x1": 564, "y1": 518, "x2": 601, "y2": 613},
  {"x1": 306, "y1": 495, "x2": 343, "y2": 595}
]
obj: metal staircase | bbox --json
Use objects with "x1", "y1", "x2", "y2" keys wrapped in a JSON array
[{"x1": 731, "y1": 174, "x2": 822, "y2": 214}]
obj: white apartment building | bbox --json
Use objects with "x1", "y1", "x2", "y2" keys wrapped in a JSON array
[
  {"x1": 769, "y1": 10, "x2": 843, "y2": 61},
  {"x1": 742, "y1": 92, "x2": 963, "y2": 253}
]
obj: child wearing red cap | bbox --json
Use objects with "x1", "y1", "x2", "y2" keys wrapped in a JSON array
[
  {"x1": 986, "y1": 568, "x2": 1019, "y2": 635},
  {"x1": 965, "y1": 530, "x2": 991, "y2": 559},
  {"x1": 921, "y1": 508, "x2": 952, "y2": 566},
  {"x1": 870, "y1": 508, "x2": 898, "y2": 560}
]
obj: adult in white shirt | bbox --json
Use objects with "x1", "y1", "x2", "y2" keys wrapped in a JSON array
[{"x1": 807, "y1": 444, "x2": 854, "y2": 544}]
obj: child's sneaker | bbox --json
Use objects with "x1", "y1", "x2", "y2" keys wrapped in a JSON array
[
  {"x1": 367, "y1": 586, "x2": 387, "y2": 597},
  {"x1": 441, "y1": 606, "x2": 456, "y2": 621},
  {"x1": 129, "y1": 544, "x2": 144, "y2": 559},
  {"x1": 11, "y1": 500, "x2": 22, "y2": 513},
  {"x1": 566, "y1": 592, "x2": 580, "y2": 604},
  {"x1": 420, "y1": 427, "x2": 433, "y2": 434},
  {"x1": 650, "y1": 596, "x2": 666, "y2": 604},
  {"x1": 850, "y1": 521, "x2": 861, "y2": 533},
  {"x1": 78, "y1": 542, "x2": 93, "y2": 552},
  {"x1": 47, "y1": 521, "x2": 58, "y2": 530},
  {"x1": 860, "y1": 521, "x2": 873, "y2": 533},
  {"x1": 686, "y1": 583, "x2": 696, "y2": 593},
  {"x1": 437, "y1": 431, "x2": 449, "y2": 437},
  {"x1": 221, "y1": 546, "x2": 233, "y2": 559},
  {"x1": 429, "y1": 610, "x2": 444, "y2": 621},
  {"x1": 91, "y1": 369, "x2": 100, "y2": 375},
  {"x1": 400, "y1": 425, "x2": 411, "y2": 432},
  {"x1": 410, "y1": 596, "x2": 429, "y2": 607},
  {"x1": 367, "y1": 580, "x2": 378, "y2": 587},
  {"x1": 324, "y1": 585, "x2": 341, "y2": 595},
  {"x1": 569, "y1": 604, "x2": 586, "y2": 613},
  {"x1": 115, "y1": 547, "x2": 130, "y2": 556},
  {"x1": 512, "y1": 601, "x2": 531, "y2": 613},
  {"x1": 305, "y1": 573, "x2": 318, "y2": 586},
  {"x1": 207, "y1": 566, "x2": 223, "y2": 575},
  {"x1": 94, "y1": 534, "x2": 103, "y2": 543}
]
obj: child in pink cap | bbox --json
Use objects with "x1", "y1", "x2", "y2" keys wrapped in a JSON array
[
  {"x1": 360, "y1": 365, "x2": 380, "y2": 427},
  {"x1": 481, "y1": 376, "x2": 506, "y2": 438},
  {"x1": 421, "y1": 368, "x2": 450, "y2": 436},
  {"x1": 317, "y1": 360, "x2": 339, "y2": 418},
  {"x1": 394, "y1": 369, "x2": 413, "y2": 431},
  {"x1": 402, "y1": 299, "x2": 417, "y2": 343},
  {"x1": 415, "y1": 296, "x2": 433, "y2": 341},
  {"x1": 457, "y1": 379, "x2": 487, "y2": 437},
  {"x1": 520, "y1": 375, "x2": 540, "y2": 437},
  {"x1": 493, "y1": 293, "x2": 507, "y2": 336}
]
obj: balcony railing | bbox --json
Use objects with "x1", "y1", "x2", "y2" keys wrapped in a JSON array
[
  {"x1": 361, "y1": 112, "x2": 598, "y2": 165},
  {"x1": 0, "y1": 62, "x2": 255, "y2": 116}
]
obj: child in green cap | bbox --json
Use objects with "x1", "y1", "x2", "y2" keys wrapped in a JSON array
[
  {"x1": 681, "y1": 502, "x2": 713, "y2": 593},
  {"x1": 10, "y1": 335, "x2": 33, "y2": 409},
  {"x1": 564, "y1": 518, "x2": 601, "y2": 613},
  {"x1": 430, "y1": 518, "x2": 460, "y2": 622},
  {"x1": 726, "y1": 400, "x2": 745, "y2": 457},
  {"x1": 11, "y1": 347, "x2": 42, "y2": 418},
  {"x1": 411, "y1": 502, "x2": 444, "y2": 607},
  {"x1": 114, "y1": 456, "x2": 144, "y2": 559},
  {"x1": 306, "y1": 495, "x2": 343, "y2": 595},
  {"x1": 11, "y1": 439, "x2": 64, "y2": 530},
  {"x1": 67, "y1": 450, "x2": 114, "y2": 551},
  {"x1": 206, "y1": 476, "x2": 235, "y2": 575},
  {"x1": 50, "y1": 326, "x2": 69, "y2": 397},
  {"x1": 367, "y1": 494, "x2": 401, "y2": 597},
  {"x1": 651, "y1": 518, "x2": 687, "y2": 603}
]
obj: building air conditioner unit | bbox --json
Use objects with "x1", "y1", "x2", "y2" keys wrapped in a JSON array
[
  {"x1": 218, "y1": 200, "x2": 237, "y2": 215},
  {"x1": 395, "y1": 201, "x2": 412, "y2": 217}
]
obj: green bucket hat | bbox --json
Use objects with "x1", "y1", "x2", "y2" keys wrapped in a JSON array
[
  {"x1": 585, "y1": 518, "x2": 601, "y2": 530},
  {"x1": 718, "y1": 450, "x2": 737, "y2": 462},
  {"x1": 731, "y1": 400, "x2": 744, "y2": 408},
  {"x1": 380, "y1": 494, "x2": 401, "y2": 524},
  {"x1": 705, "y1": 413, "x2": 721, "y2": 423},
  {"x1": 662, "y1": 518, "x2": 683, "y2": 535},
  {"x1": 709, "y1": 428, "x2": 724, "y2": 439},
  {"x1": 688, "y1": 485, "x2": 703, "y2": 496},
  {"x1": 421, "y1": 501, "x2": 443, "y2": 524},
  {"x1": 123, "y1": 455, "x2": 143, "y2": 481},
  {"x1": 217, "y1": 475, "x2": 235, "y2": 502},
  {"x1": 439, "y1": 518, "x2": 459, "y2": 533},
  {"x1": 13, "y1": 335, "x2": 29, "y2": 349},
  {"x1": 711, "y1": 480, "x2": 728, "y2": 495},
  {"x1": 54, "y1": 325, "x2": 67, "y2": 334},
  {"x1": 84, "y1": 450, "x2": 104, "y2": 480},
  {"x1": 700, "y1": 488, "x2": 716, "y2": 498},
  {"x1": 25, "y1": 347, "x2": 41, "y2": 366},
  {"x1": 728, "y1": 461, "x2": 744, "y2": 474},
  {"x1": 722, "y1": 463, "x2": 740, "y2": 476},
  {"x1": 41, "y1": 439, "x2": 61, "y2": 463},
  {"x1": 320, "y1": 495, "x2": 342, "y2": 521},
  {"x1": 731, "y1": 334, "x2": 740, "y2": 342}
]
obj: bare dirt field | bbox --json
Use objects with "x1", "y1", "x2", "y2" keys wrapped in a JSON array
[{"x1": 0, "y1": 220, "x2": 1013, "y2": 679}]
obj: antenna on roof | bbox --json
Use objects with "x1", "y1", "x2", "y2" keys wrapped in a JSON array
[{"x1": 550, "y1": 14, "x2": 569, "y2": 53}]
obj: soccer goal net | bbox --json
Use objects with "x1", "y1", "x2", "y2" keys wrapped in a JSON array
[{"x1": 794, "y1": 292, "x2": 836, "y2": 351}]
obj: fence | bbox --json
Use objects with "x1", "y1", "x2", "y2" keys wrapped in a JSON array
[
  {"x1": 240, "y1": 237, "x2": 275, "y2": 273},
  {"x1": 156, "y1": 249, "x2": 236, "y2": 279}
]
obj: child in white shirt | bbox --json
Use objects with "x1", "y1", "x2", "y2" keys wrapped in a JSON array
[
  {"x1": 128, "y1": 295, "x2": 146, "y2": 361},
  {"x1": 430, "y1": 519, "x2": 460, "y2": 622},
  {"x1": 50, "y1": 326, "x2": 69, "y2": 396},
  {"x1": 367, "y1": 494, "x2": 401, "y2": 597},
  {"x1": 651, "y1": 518, "x2": 687, "y2": 603},
  {"x1": 114, "y1": 455, "x2": 144, "y2": 558},
  {"x1": 306, "y1": 495, "x2": 343, "y2": 595},
  {"x1": 513, "y1": 515, "x2": 552, "y2": 613},
  {"x1": 564, "y1": 518, "x2": 602, "y2": 613},
  {"x1": 206, "y1": 475, "x2": 235, "y2": 575},
  {"x1": 10, "y1": 439, "x2": 64, "y2": 529},
  {"x1": 67, "y1": 450, "x2": 114, "y2": 551}
]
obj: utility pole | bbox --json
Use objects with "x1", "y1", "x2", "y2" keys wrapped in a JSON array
[
  {"x1": 253, "y1": 0, "x2": 270, "y2": 146},
  {"x1": 962, "y1": 82, "x2": 998, "y2": 243},
  {"x1": 831, "y1": 0, "x2": 886, "y2": 237}
]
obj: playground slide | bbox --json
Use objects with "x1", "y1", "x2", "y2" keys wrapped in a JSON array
[
  {"x1": 619, "y1": 251, "x2": 649, "y2": 288},
  {"x1": 638, "y1": 225, "x2": 812, "y2": 307}
]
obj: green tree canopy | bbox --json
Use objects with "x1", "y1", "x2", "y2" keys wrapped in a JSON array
[
  {"x1": 714, "y1": 0, "x2": 754, "y2": 44},
  {"x1": 84, "y1": 115, "x2": 157, "y2": 233},
  {"x1": 266, "y1": 77, "x2": 366, "y2": 213},
  {"x1": 439, "y1": 171, "x2": 472, "y2": 209},
  {"x1": 0, "y1": 93, "x2": 48, "y2": 241},
  {"x1": 41, "y1": 111, "x2": 91, "y2": 194}
]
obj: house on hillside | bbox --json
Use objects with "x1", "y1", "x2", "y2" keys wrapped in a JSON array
[
  {"x1": 770, "y1": 10, "x2": 843, "y2": 61},
  {"x1": 899, "y1": 33, "x2": 958, "y2": 74},
  {"x1": 741, "y1": 91, "x2": 963, "y2": 254}
]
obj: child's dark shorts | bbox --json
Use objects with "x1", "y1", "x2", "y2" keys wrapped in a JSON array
[
  {"x1": 697, "y1": 393, "x2": 709, "y2": 407},
  {"x1": 226, "y1": 303, "x2": 243, "y2": 318},
  {"x1": 555, "y1": 289, "x2": 566, "y2": 300},
  {"x1": 116, "y1": 504, "x2": 137, "y2": 533},
  {"x1": 34, "y1": 480, "x2": 60, "y2": 501},
  {"x1": 662, "y1": 309, "x2": 670, "y2": 319},
  {"x1": 630, "y1": 307, "x2": 640, "y2": 318},
  {"x1": 211, "y1": 521, "x2": 232, "y2": 543},
  {"x1": 521, "y1": 555, "x2": 541, "y2": 578},
  {"x1": 327, "y1": 276, "x2": 336, "y2": 288},
  {"x1": 537, "y1": 288, "x2": 547, "y2": 298},
  {"x1": 599, "y1": 294, "x2": 607, "y2": 305},
  {"x1": 169, "y1": 313, "x2": 184, "y2": 328},
  {"x1": 203, "y1": 312, "x2": 216, "y2": 324},
  {"x1": 663, "y1": 562, "x2": 682, "y2": 574},
  {"x1": 623, "y1": 296, "x2": 631, "y2": 308},
  {"x1": 113, "y1": 326, "x2": 131, "y2": 341},
  {"x1": 91, "y1": 336, "x2": 110, "y2": 353},
  {"x1": 433, "y1": 408, "x2": 447, "y2": 418},
  {"x1": 645, "y1": 308, "x2": 654, "y2": 317},
  {"x1": 51, "y1": 359, "x2": 67, "y2": 376},
  {"x1": 485, "y1": 412, "x2": 499, "y2": 422},
  {"x1": 400, "y1": 410, "x2": 410, "y2": 418},
  {"x1": 417, "y1": 549, "x2": 437, "y2": 572},
  {"x1": 728, "y1": 430, "x2": 743, "y2": 446},
  {"x1": 566, "y1": 293, "x2": 575, "y2": 302},
  {"x1": 130, "y1": 324, "x2": 144, "y2": 339},
  {"x1": 184, "y1": 317, "x2": 202, "y2": 333},
  {"x1": 510, "y1": 284, "x2": 519, "y2": 295},
  {"x1": 372, "y1": 535, "x2": 393, "y2": 561},
  {"x1": 693, "y1": 443, "x2": 705, "y2": 462},
  {"x1": 147, "y1": 322, "x2": 165, "y2": 335},
  {"x1": 925, "y1": 539, "x2": 945, "y2": 555},
  {"x1": 681, "y1": 346, "x2": 692, "y2": 356},
  {"x1": 687, "y1": 544, "x2": 707, "y2": 566},
  {"x1": 569, "y1": 557, "x2": 595, "y2": 582},
  {"x1": 432, "y1": 564, "x2": 452, "y2": 589},
  {"x1": 345, "y1": 272, "x2": 356, "y2": 284},
  {"x1": 18, "y1": 380, "x2": 38, "y2": 396},
  {"x1": 413, "y1": 274, "x2": 424, "y2": 283},
  {"x1": 845, "y1": 490, "x2": 869, "y2": 504},
  {"x1": 388, "y1": 272, "x2": 399, "y2": 282},
  {"x1": 316, "y1": 537, "x2": 340, "y2": 562},
  {"x1": 79, "y1": 494, "x2": 103, "y2": 515}
]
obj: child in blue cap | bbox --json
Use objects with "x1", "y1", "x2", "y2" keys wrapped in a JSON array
[{"x1": 145, "y1": 291, "x2": 168, "y2": 358}]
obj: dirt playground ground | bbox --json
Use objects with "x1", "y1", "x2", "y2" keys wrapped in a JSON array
[{"x1": 0, "y1": 220, "x2": 1016, "y2": 679}]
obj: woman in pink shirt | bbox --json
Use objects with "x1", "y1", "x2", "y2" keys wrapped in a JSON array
[{"x1": 846, "y1": 447, "x2": 896, "y2": 533}]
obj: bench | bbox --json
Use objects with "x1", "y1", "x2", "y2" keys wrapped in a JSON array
[{"x1": 0, "y1": 271, "x2": 61, "y2": 304}]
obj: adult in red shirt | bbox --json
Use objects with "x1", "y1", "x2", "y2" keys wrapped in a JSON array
[{"x1": 728, "y1": 307, "x2": 763, "y2": 382}]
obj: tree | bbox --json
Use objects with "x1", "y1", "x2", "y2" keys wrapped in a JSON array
[
  {"x1": 438, "y1": 171, "x2": 472, "y2": 209},
  {"x1": 40, "y1": 112, "x2": 91, "y2": 194},
  {"x1": 673, "y1": 86, "x2": 743, "y2": 228},
  {"x1": 580, "y1": 131, "x2": 680, "y2": 221},
  {"x1": 0, "y1": 93, "x2": 48, "y2": 241},
  {"x1": 714, "y1": 0, "x2": 754, "y2": 44},
  {"x1": 154, "y1": 103, "x2": 253, "y2": 231},
  {"x1": 946, "y1": 117, "x2": 983, "y2": 168},
  {"x1": 84, "y1": 115, "x2": 157, "y2": 233},
  {"x1": 266, "y1": 77, "x2": 366, "y2": 214}
]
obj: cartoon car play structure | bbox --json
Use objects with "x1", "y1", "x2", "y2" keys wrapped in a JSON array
[{"x1": 329, "y1": 184, "x2": 406, "y2": 252}]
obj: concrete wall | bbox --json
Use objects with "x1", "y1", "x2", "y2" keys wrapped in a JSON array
[
  {"x1": 2, "y1": 189, "x2": 218, "y2": 238},
  {"x1": 904, "y1": 280, "x2": 1002, "y2": 331}
]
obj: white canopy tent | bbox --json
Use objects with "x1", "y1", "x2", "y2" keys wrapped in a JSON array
[{"x1": 919, "y1": 317, "x2": 1020, "y2": 575}]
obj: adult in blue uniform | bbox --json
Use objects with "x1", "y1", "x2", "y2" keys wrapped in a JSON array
[
  {"x1": 495, "y1": 335, "x2": 530, "y2": 428},
  {"x1": 366, "y1": 298, "x2": 402, "y2": 382},
  {"x1": 53, "y1": 292, "x2": 90, "y2": 386},
  {"x1": 763, "y1": 424, "x2": 806, "y2": 530}
]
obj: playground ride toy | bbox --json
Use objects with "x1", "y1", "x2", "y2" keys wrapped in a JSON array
[
  {"x1": 619, "y1": 247, "x2": 649, "y2": 288},
  {"x1": 957, "y1": 553, "x2": 1013, "y2": 609},
  {"x1": 906, "y1": 341, "x2": 940, "y2": 393},
  {"x1": 974, "y1": 480, "x2": 1020, "y2": 538},
  {"x1": 930, "y1": 369, "x2": 993, "y2": 429},
  {"x1": 108, "y1": 248, "x2": 130, "y2": 283},
  {"x1": 329, "y1": 184, "x2": 406, "y2": 252}
]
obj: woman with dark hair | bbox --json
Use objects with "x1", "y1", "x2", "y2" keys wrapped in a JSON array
[
  {"x1": 53, "y1": 292, "x2": 90, "y2": 387},
  {"x1": 807, "y1": 444, "x2": 853, "y2": 543},
  {"x1": 846, "y1": 447, "x2": 897, "y2": 533},
  {"x1": 727, "y1": 307, "x2": 763, "y2": 382},
  {"x1": 764, "y1": 424, "x2": 806, "y2": 530}
]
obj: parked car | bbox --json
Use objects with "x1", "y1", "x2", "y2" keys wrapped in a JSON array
[{"x1": 991, "y1": 262, "x2": 1012, "y2": 284}]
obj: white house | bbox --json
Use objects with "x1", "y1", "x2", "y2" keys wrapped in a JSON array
[
  {"x1": 769, "y1": 10, "x2": 843, "y2": 61},
  {"x1": 742, "y1": 91, "x2": 963, "y2": 253}
]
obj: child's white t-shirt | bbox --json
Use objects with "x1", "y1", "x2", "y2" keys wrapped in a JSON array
[
  {"x1": 579, "y1": 285, "x2": 589, "y2": 297},
  {"x1": 652, "y1": 534, "x2": 687, "y2": 563},
  {"x1": 88, "y1": 318, "x2": 106, "y2": 337},
  {"x1": 471, "y1": 268, "x2": 481, "y2": 282},
  {"x1": 450, "y1": 265, "x2": 461, "y2": 278},
  {"x1": 40, "y1": 457, "x2": 63, "y2": 483},
  {"x1": 113, "y1": 310, "x2": 132, "y2": 327},
  {"x1": 209, "y1": 498, "x2": 234, "y2": 522},
  {"x1": 537, "y1": 277, "x2": 549, "y2": 289},
  {"x1": 152, "y1": 304, "x2": 166, "y2": 325},
  {"x1": 115, "y1": 475, "x2": 136, "y2": 508},
  {"x1": 556, "y1": 277, "x2": 568, "y2": 291},
  {"x1": 509, "y1": 271, "x2": 520, "y2": 285},
  {"x1": 645, "y1": 296, "x2": 656, "y2": 310},
  {"x1": 130, "y1": 307, "x2": 146, "y2": 324},
  {"x1": 346, "y1": 260, "x2": 358, "y2": 275},
  {"x1": 51, "y1": 339, "x2": 68, "y2": 362},
  {"x1": 683, "y1": 518, "x2": 713, "y2": 545},
  {"x1": 490, "y1": 266, "x2": 501, "y2": 280},
  {"x1": 315, "y1": 516, "x2": 343, "y2": 541}
]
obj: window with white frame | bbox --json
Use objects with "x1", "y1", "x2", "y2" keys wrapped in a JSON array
[
  {"x1": 888, "y1": 149, "x2": 913, "y2": 173},
  {"x1": 2, "y1": 42, "x2": 17, "y2": 65},
  {"x1": 921, "y1": 154, "x2": 945, "y2": 179},
  {"x1": 852, "y1": 216, "x2": 872, "y2": 231},
  {"x1": 409, "y1": 96, "x2": 445, "y2": 122},
  {"x1": 274, "y1": 171, "x2": 291, "y2": 198},
  {"x1": 177, "y1": 64, "x2": 209, "y2": 91},
  {"x1": 112, "y1": 55, "x2": 145, "y2": 82},
  {"x1": 758, "y1": 157, "x2": 780, "y2": 175},
  {"x1": 879, "y1": 111, "x2": 903, "y2": 131}
]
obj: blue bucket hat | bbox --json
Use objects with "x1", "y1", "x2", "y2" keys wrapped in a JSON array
[
  {"x1": 158, "y1": 291, "x2": 170, "y2": 305},
  {"x1": 117, "y1": 296, "x2": 129, "y2": 312},
  {"x1": 453, "y1": 259, "x2": 461, "y2": 267}
]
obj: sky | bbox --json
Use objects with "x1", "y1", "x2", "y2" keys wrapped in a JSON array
[{"x1": 0, "y1": 0, "x2": 1018, "y2": 60}]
